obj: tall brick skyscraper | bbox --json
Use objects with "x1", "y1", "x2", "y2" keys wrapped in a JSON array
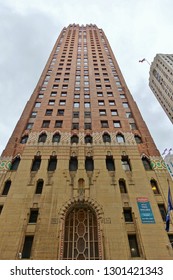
[{"x1": 0, "y1": 24, "x2": 173, "y2": 260}]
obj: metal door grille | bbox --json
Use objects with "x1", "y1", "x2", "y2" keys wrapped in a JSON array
[{"x1": 63, "y1": 207, "x2": 99, "y2": 260}]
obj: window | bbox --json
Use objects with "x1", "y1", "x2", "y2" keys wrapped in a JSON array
[
  {"x1": 48, "y1": 100, "x2": 55, "y2": 106},
  {"x1": 107, "y1": 92, "x2": 113, "y2": 97},
  {"x1": 50, "y1": 91, "x2": 57, "y2": 97},
  {"x1": 2, "y1": 180, "x2": 11, "y2": 196},
  {"x1": 130, "y1": 123, "x2": 137, "y2": 130},
  {"x1": 30, "y1": 111, "x2": 37, "y2": 118},
  {"x1": 158, "y1": 204, "x2": 167, "y2": 221},
  {"x1": 63, "y1": 205, "x2": 99, "y2": 260},
  {"x1": 98, "y1": 100, "x2": 104, "y2": 106},
  {"x1": 168, "y1": 234, "x2": 173, "y2": 248},
  {"x1": 55, "y1": 120, "x2": 63, "y2": 128},
  {"x1": 101, "y1": 120, "x2": 109, "y2": 128},
  {"x1": 116, "y1": 134, "x2": 125, "y2": 143},
  {"x1": 111, "y1": 110, "x2": 118, "y2": 116},
  {"x1": 150, "y1": 179, "x2": 160, "y2": 194},
  {"x1": 71, "y1": 135, "x2": 79, "y2": 144},
  {"x1": 52, "y1": 133, "x2": 61, "y2": 143},
  {"x1": 29, "y1": 209, "x2": 39, "y2": 223},
  {"x1": 0, "y1": 205, "x2": 3, "y2": 215},
  {"x1": 99, "y1": 109, "x2": 106, "y2": 116},
  {"x1": 113, "y1": 121, "x2": 121, "y2": 128},
  {"x1": 102, "y1": 133, "x2": 111, "y2": 143},
  {"x1": 48, "y1": 156, "x2": 57, "y2": 171},
  {"x1": 85, "y1": 135, "x2": 93, "y2": 144},
  {"x1": 38, "y1": 133, "x2": 47, "y2": 143},
  {"x1": 120, "y1": 94, "x2": 125, "y2": 99},
  {"x1": 61, "y1": 92, "x2": 67, "y2": 97},
  {"x1": 134, "y1": 135, "x2": 142, "y2": 144},
  {"x1": 84, "y1": 94, "x2": 90, "y2": 99},
  {"x1": 22, "y1": 236, "x2": 34, "y2": 259},
  {"x1": 69, "y1": 157, "x2": 78, "y2": 171},
  {"x1": 73, "y1": 112, "x2": 79, "y2": 118},
  {"x1": 121, "y1": 156, "x2": 131, "y2": 171},
  {"x1": 84, "y1": 123, "x2": 92, "y2": 130},
  {"x1": 20, "y1": 135, "x2": 28, "y2": 144},
  {"x1": 123, "y1": 102, "x2": 129, "y2": 108},
  {"x1": 124, "y1": 208, "x2": 133, "y2": 222},
  {"x1": 10, "y1": 157, "x2": 20, "y2": 171},
  {"x1": 119, "y1": 179, "x2": 127, "y2": 193},
  {"x1": 74, "y1": 94, "x2": 80, "y2": 99},
  {"x1": 97, "y1": 92, "x2": 103, "y2": 97},
  {"x1": 57, "y1": 109, "x2": 64, "y2": 116},
  {"x1": 72, "y1": 123, "x2": 79, "y2": 130},
  {"x1": 109, "y1": 101, "x2": 115, "y2": 106},
  {"x1": 142, "y1": 157, "x2": 152, "y2": 171},
  {"x1": 35, "y1": 102, "x2": 41, "y2": 108},
  {"x1": 35, "y1": 180, "x2": 43, "y2": 194},
  {"x1": 31, "y1": 156, "x2": 41, "y2": 171},
  {"x1": 74, "y1": 102, "x2": 80, "y2": 108},
  {"x1": 59, "y1": 100, "x2": 66, "y2": 106},
  {"x1": 106, "y1": 156, "x2": 115, "y2": 171},
  {"x1": 126, "y1": 112, "x2": 133, "y2": 118},
  {"x1": 128, "y1": 235, "x2": 140, "y2": 257},
  {"x1": 84, "y1": 102, "x2": 90, "y2": 108},
  {"x1": 42, "y1": 120, "x2": 50, "y2": 128},
  {"x1": 26, "y1": 123, "x2": 33, "y2": 130},
  {"x1": 38, "y1": 93, "x2": 44, "y2": 99},
  {"x1": 85, "y1": 157, "x2": 94, "y2": 171},
  {"x1": 84, "y1": 112, "x2": 91, "y2": 118},
  {"x1": 45, "y1": 109, "x2": 53, "y2": 116}
]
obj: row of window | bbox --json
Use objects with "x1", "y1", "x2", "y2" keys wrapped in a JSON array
[
  {"x1": 8, "y1": 154, "x2": 153, "y2": 173},
  {"x1": 0, "y1": 177, "x2": 161, "y2": 198}
]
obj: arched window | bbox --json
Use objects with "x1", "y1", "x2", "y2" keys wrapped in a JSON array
[
  {"x1": 84, "y1": 135, "x2": 93, "y2": 144},
  {"x1": 35, "y1": 179, "x2": 44, "y2": 194},
  {"x1": 52, "y1": 133, "x2": 61, "y2": 143},
  {"x1": 47, "y1": 156, "x2": 57, "y2": 171},
  {"x1": 119, "y1": 179, "x2": 127, "y2": 193},
  {"x1": 20, "y1": 135, "x2": 28, "y2": 144},
  {"x1": 142, "y1": 157, "x2": 152, "y2": 171},
  {"x1": 10, "y1": 157, "x2": 20, "y2": 171},
  {"x1": 2, "y1": 180, "x2": 11, "y2": 195},
  {"x1": 63, "y1": 205, "x2": 100, "y2": 260},
  {"x1": 38, "y1": 133, "x2": 47, "y2": 143},
  {"x1": 150, "y1": 179, "x2": 160, "y2": 194},
  {"x1": 69, "y1": 157, "x2": 78, "y2": 171},
  {"x1": 116, "y1": 133, "x2": 125, "y2": 143},
  {"x1": 102, "y1": 133, "x2": 111, "y2": 143},
  {"x1": 71, "y1": 135, "x2": 79, "y2": 144},
  {"x1": 31, "y1": 156, "x2": 41, "y2": 171},
  {"x1": 134, "y1": 135, "x2": 142, "y2": 144}
]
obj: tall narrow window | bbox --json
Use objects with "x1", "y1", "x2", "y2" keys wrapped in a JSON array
[
  {"x1": 22, "y1": 236, "x2": 34, "y2": 259},
  {"x1": 2, "y1": 180, "x2": 11, "y2": 195},
  {"x1": 142, "y1": 157, "x2": 152, "y2": 171},
  {"x1": 35, "y1": 179, "x2": 44, "y2": 194},
  {"x1": 85, "y1": 157, "x2": 94, "y2": 171},
  {"x1": 69, "y1": 157, "x2": 78, "y2": 171},
  {"x1": 128, "y1": 235, "x2": 140, "y2": 257},
  {"x1": 106, "y1": 156, "x2": 115, "y2": 171},
  {"x1": 158, "y1": 204, "x2": 167, "y2": 221},
  {"x1": 31, "y1": 156, "x2": 41, "y2": 171},
  {"x1": 0, "y1": 205, "x2": 3, "y2": 214},
  {"x1": 150, "y1": 179, "x2": 160, "y2": 194},
  {"x1": 47, "y1": 156, "x2": 57, "y2": 171},
  {"x1": 63, "y1": 205, "x2": 100, "y2": 260},
  {"x1": 123, "y1": 208, "x2": 133, "y2": 222},
  {"x1": 10, "y1": 157, "x2": 20, "y2": 171},
  {"x1": 119, "y1": 179, "x2": 127, "y2": 193},
  {"x1": 28, "y1": 209, "x2": 39, "y2": 224},
  {"x1": 121, "y1": 156, "x2": 131, "y2": 171}
]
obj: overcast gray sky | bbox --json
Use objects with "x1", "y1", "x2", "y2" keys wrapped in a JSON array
[{"x1": 0, "y1": 0, "x2": 172, "y2": 156}]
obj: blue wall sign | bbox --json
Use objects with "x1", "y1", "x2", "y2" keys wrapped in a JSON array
[{"x1": 137, "y1": 197, "x2": 155, "y2": 224}]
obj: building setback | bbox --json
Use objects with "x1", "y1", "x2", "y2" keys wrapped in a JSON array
[
  {"x1": 0, "y1": 24, "x2": 173, "y2": 260},
  {"x1": 149, "y1": 53, "x2": 173, "y2": 124}
]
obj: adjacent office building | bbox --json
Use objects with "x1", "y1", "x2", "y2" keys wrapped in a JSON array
[
  {"x1": 149, "y1": 54, "x2": 173, "y2": 124},
  {"x1": 0, "y1": 24, "x2": 173, "y2": 260}
]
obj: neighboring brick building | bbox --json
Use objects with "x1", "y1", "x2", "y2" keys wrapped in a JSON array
[
  {"x1": 0, "y1": 24, "x2": 173, "y2": 260},
  {"x1": 149, "y1": 53, "x2": 173, "y2": 124}
]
